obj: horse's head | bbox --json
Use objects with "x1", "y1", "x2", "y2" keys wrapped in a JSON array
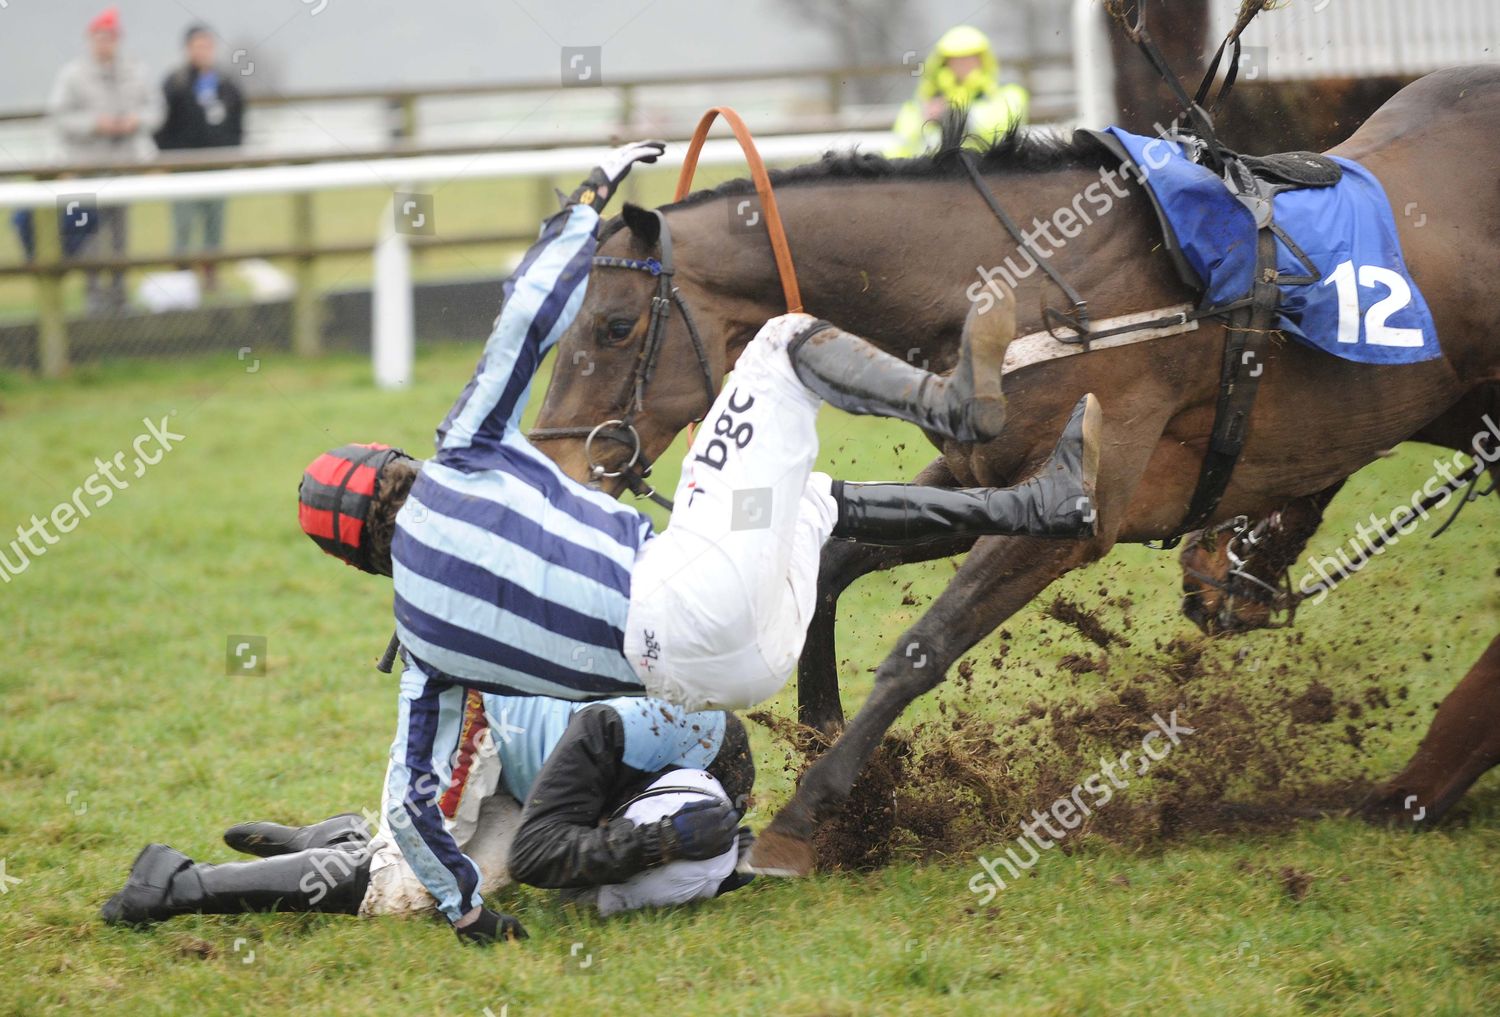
[
  {"x1": 1179, "y1": 508, "x2": 1315, "y2": 635},
  {"x1": 1178, "y1": 528, "x2": 1278, "y2": 634},
  {"x1": 531, "y1": 201, "x2": 771, "y2": 495}
]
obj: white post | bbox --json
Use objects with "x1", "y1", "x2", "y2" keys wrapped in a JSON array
[
  {"x1": 1072, "y1": 0, "x2": 1119, "y2": 129},
  {"x1": 373, "y1": 195, "x2": 414, "y2": 390}
]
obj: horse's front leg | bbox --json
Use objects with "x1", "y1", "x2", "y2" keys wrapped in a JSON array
[
  {"x1": 754, "y1": 531, "x2": 1109, "y2": 876},
  {"x1": 752, "y1": 390, "x2": 1181, "y2": 876},
  {"x1": 798, "y1": 456, "x2": 976, "y2": 733},
  {"x1": 1179, "y1": 481, "x2": 1345, "y2": 634}
]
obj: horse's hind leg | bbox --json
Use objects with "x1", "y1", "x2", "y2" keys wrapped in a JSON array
[
  {"x1": 1358, "y1": 387, "x2": 1500, "y2": 822},
  {"x1": 798, "y1": 456, "x2": 976, "y2": 732},
  {"x1": 1359, "y1": 632, "x2": 1500, "y2": 825}
]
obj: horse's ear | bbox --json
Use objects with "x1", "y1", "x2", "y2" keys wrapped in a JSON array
[{"x1": 620, "y1": 202, "x2": 661, "y2": 246}]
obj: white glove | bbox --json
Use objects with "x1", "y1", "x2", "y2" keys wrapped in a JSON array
[
  {"x1": 568, "y1": 139, "x2": 667, "y2": 212},
  {"x1": 599, "y1": 139, "x2": 666, "y2": 187}
]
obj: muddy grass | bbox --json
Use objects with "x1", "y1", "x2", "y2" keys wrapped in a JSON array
[{"x1": 752, "y1": 603, "x2": 1405, "y2": 872}]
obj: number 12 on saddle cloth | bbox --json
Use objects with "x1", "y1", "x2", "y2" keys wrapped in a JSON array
[{"x1": 1097, "y1": 126, "x2": 1440, "y2": 366}]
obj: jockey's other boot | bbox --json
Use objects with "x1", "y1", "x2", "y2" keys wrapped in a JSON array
[
  {"x1": 223, "y1": 812, "x2": 371, "y2": 858},
  {"x1": 831, "y1": 394, "x2": 1101, "y2": 543},
  {"x1": 100, "y1": 842, "x2": 370, "y2": 925},
  {"x1": 785, "y1": 294, "x2": 1013, "y2": 443}
]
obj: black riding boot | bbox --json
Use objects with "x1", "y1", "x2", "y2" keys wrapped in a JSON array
[
  {"x1": 832, "y1": 394, "x2": 1101, "y2": 543},
  {"x1": 100, "y1": 842, "x2": 371, "y2": 925},
  {"x1": 223, "y1": 812, "x2": 371, "y2": 858},
  {"x1": 785, "y1": 299, "x2": 1012, "y2": 443}
]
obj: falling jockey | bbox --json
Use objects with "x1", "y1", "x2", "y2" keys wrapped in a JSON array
[
  {"x1": 103, "y1": 696, "x2": 757, "y2": 939},
  {"x1": 291, "y1": 140, "x2": 1102, "y2": 942}
]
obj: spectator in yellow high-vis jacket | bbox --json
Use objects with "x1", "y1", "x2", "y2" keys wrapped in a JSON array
[{"x1": 890, "y1": 25, "x2": 1029, "y2": 158}]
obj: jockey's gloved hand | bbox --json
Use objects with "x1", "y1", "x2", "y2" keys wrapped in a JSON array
[
  {"x1": 454, "y1": 907, "x2": 528, "y2": 946},
  {"x1": 567, "y1": 139, "x2": 667, "y2": 213},
  {"x1": 655, "y1": 798, "x2": 740, "y2": 861}
]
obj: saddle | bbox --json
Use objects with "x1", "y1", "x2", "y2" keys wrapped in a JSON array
[
  {"x1": 1079, "y1": 128, "x2": 1342, "y2": 307},
  {"x1": 1074, "y1": 126, "x2": 1438, "y2": 544},
  {"x1": 1240, "y1": 150, "x2": 1344, "y2": 189}
]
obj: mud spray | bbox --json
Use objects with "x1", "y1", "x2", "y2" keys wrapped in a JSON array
[{"x1": 752, "y1": 593, "x2": 1426, "y2": 873}]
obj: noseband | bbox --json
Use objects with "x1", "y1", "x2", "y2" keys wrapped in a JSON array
[{"x1": 528, "y1": 208, "x2": 717, "y2": 509}]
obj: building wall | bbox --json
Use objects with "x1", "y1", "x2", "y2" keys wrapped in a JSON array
[{"x1": 1211, "y1": 0, "x2": 1500, "y2": 81}]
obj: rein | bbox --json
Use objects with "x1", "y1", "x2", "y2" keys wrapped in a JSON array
[
  {"x1": 529, "y1": 107, "x2": 802, "y2": 509},
  {"x1": 677, "y1": 107, "x2": 803, "y2": 313}
]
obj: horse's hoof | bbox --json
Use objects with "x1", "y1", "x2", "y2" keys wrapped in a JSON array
[
  {"x1": 1355, "y1": 785, "x2": 1437, "y2": 828},
  {"x1": 743, "y1": 828, "x2": 816, "y2": 878}
]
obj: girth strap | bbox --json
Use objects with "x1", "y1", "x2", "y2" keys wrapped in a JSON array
[{"x1": 1174, "y1": 225, "x2": 1280, "y2": 540}]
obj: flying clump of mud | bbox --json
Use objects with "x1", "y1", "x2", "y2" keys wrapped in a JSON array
[{"x1": 752, "y1": 592, "x2": 1408, "y2": 873}]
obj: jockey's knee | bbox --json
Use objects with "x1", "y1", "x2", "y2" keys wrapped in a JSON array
[{"x1": 750, "y1": 312, "x2": 822, "y2": 354}]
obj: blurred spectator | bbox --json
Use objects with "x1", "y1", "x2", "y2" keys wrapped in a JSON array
[
  {"x1": 46, "y1": 6, "x2": 164, "y2": 315},
  {"x1": 9, "y1": 208, "x2": 91, "y2": 263},
  {"x1": 889, "y1": 26, "x2": 1029, "y2": 158},
  {"x1": 156, "y1": 24, "x2": 244, "y2": 293}
]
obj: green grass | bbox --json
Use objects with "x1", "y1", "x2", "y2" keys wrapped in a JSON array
[{"x1": 2, "y1": 346, "x2": 1498, "y2": 1015}]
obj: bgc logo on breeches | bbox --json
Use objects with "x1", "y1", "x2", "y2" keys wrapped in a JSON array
[{"x1": 692, "y1": 389, "x2": 756, "y2": 471}]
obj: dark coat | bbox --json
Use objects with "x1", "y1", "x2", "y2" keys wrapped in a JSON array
[{"x1": 155, "y1": 66, "x2": 244, "y2": 151}]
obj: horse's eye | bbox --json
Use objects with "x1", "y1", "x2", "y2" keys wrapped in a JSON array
[{"x1": 600, "y1": 317, "x2": 636, "y2": 346}]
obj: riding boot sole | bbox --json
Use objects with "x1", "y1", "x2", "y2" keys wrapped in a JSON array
[{"x1": 1078, "y1": 393, "x2": 1103, "y2": 535}]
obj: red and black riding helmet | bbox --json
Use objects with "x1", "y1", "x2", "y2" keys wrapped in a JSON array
[{"x1": 297, "y1": 443, "x2": 414, "y2": 573}]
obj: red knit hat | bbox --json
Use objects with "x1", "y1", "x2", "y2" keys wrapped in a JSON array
[
  {"x1": 298, "y1": 443, "x2": 413, "y2": 574},
  {"x1": 88, "y1": 6, "x2": 121, "y2": 35}
]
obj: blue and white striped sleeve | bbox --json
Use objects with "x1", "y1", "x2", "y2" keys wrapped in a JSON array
[{"x1": 434, "y1": 202, "x2": 599, "y2": 453}]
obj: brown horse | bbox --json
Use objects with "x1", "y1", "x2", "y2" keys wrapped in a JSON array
[{"x1": 533, "y1": 66, "x2": 1500, "y2": 874}]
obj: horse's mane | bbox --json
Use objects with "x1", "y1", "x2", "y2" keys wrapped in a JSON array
[{"x1": 598, "y1": 114, "x2": 1112, "y2": 242}]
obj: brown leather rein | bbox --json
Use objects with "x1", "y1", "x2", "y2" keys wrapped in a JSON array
[
  {"x1": 529, "y1": 107, "x2": 802, "y2": 509},
  {"x1": 680, "y1": 107, "x2": 803, "y2": 312}
]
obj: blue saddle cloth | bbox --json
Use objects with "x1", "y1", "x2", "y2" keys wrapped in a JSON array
[{"x1": 1101, "y1": 127, "x2": 1440, "y2": 366}]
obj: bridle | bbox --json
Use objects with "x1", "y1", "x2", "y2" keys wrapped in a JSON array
[
  {"x1": 1184, "y1": 457, "x2": 1498, "y2": 631},
  {"x1": 1182, "y1": 513, "x2": 1301, "y2": 631},
  {"x1": 528, "y1": 207, "x2": 717, "y2": 508},
  {"x1": 529, "y1": 107, "x2": 803, "y2": 510}
]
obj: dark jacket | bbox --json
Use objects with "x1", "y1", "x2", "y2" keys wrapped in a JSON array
[
  {"x1": 507, "y1": 707, "x2": 753, "y2": 889},
  {"x1": 155, "y1": 66, "x2": 244, "y2": 151}
]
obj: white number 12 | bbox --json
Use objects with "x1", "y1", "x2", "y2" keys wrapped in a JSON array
[{"x1": 1322, "y1": 260, "x2": 1423, "y2": 347}]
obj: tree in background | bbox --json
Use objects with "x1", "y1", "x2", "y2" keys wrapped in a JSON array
[{"x1": 777, "y1": 0, "x2": 914, "y2": 104}]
